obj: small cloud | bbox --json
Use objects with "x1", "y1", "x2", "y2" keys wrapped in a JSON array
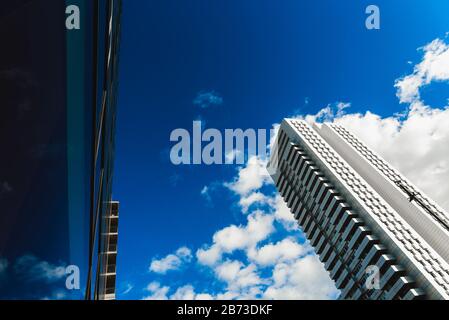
[
  {"x1": 122, "y1": 283, "x2": 134, "y2": 295},
  {"x1": 196, "y1": 211, "x2": 275, "y2": 267},
  {"x1": 143, "y1": 282, "x2": 213, "y2": 300},
  {"x1": 149, "y1": 247, "x2": 192, "y2": 274},
  {"x1": 302, "y1": 102, "x2": 351, "y2": 123},
  {"x1": 143, "y1": 282, "x2": 170, "y2": 300},
  {"x1": 201, "y1": 186, "x2": 211, "y2": 202},
  {"x1": 193, "y1": 91, "x2": 223, "y2": 109},
  {"x1": 238, "y1": 192, "x2": 271, "y2": 213},
  {"x1": 14, "y1": 255, "x2": 66, "y2": 283},
  {"x1": 395, "y1": 37, "x2": 449, "y2": 104},
  {"x1": 200, "y1": 182, "x2": 221, "y2": 206},
  {"x1": 247, "y1": 238, "x2": 312, "y2": 267},
  {"x1": 170, "y1": 285, "x2": 213, "y2": 300},
  {"x1": 41, "y1": 290, "x2": 67, "y2": 301}
]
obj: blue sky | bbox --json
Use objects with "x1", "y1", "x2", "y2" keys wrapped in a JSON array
[{"x1": 112, "y1": 0, "x2": 449, "y2": 299}]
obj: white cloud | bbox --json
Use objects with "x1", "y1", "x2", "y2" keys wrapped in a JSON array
[
  {"x1": 200, "y1": 185, "x2": 212, "y2": 204},
  {"x1": 304, "y1": 102, "x2": 351, "y2": 124},
  {"x1": 122, "y1": 283, "x2": 134, "y2": 295},
  {"x1": 14, "y1": 255, "x2": 66, "y2": 282},
  {"x1": 196, "y1": 211, "x2": 275, "y2": 267},
  {"x1": 193, "y1": 91, "x2": 223, "y2": 109},
  {"x1": 191, "y1": 153, "x2": 336, "y2": 300},
  {"x1": 191, "y1": 154, "x2": 336, "y2": 300},
  {"x1": 263, "y1": 255, "x2": 338, "y2": 300},
  {"x1": 147, "y1": 153, "x2": 336, "y2": 300},
  {"x1": 224, "y1": 156, "x2": 271, "y2": 197},
  {"x1": 238, "y1": 192, "x2": 270, "y2": 213},
  {"x1": 395, "y1": 37, "x2": 449, "y2": 104},
  {"x1": 247, "y1": 238, "x2": 312, "y2": 267},
  {"x1": 200, "y1": 186, "x2": 209, "y2": 196},
  {"x1": 170, "y1": 285, "x2": 214, "y2": 300},
  {"x1": 143, "y1": 281, "x2": 170, "y2": 300},
  {"x1": 196, "y1": 245, "x2": 222, "y2": 267},
  {"x1": 144, "y1": 282, "x2": 214, "y2": 301},
  {"x1": 273, "y1": 195, "x2": 299, "y2": 231},
  {"x1": 41, "y1": 290, "x2": 68, "y2": 301},
  {"x1": 149, "y1": 247, "x2": 192, "y2": 274},
  {"x1": 214, "y1": 260, "x2": 264, "y2": 293}
]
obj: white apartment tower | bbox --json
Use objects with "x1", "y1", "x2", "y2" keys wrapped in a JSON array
[{"x1": 268, "y1": 119, "x2": 449, "y2": 300}]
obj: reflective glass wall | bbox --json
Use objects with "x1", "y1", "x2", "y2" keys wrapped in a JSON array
[{"x1": 0, "y1": 0, "x2": 121, "y2": 300}]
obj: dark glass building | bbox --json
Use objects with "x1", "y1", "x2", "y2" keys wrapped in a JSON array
[{"x1": 0, "y1": 0, "x2": 121, "y2": 300}]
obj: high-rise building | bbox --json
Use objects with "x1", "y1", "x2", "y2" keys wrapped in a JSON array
[
  {"x1": 268, "y1": 119, "x2": 449, "y2": 300},
  {"x1": 98, "y1": 201, "x2": 119, "y2": 300},
  {"x1": 0, "y1": 0, "x2": 121, "y2": 300}
]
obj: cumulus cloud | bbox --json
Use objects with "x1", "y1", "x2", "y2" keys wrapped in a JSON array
[
  {"x1": 144, "y1": 282, "x2": 214, "y2": 300},
  {"x1": 395, "y1": 37, "x2": 449, "y2": 104},
  {"x1": 196, "y1": 210, "x2": 275, "y2": 266},
  {"x1": 193, "y1": 91, "x2": 223, "y2": 109},
  {"x1": 152, "y1": 153, "x2": 335, "y2": 300},
  {"x1": 149, "y1": 247, "x2": 192, "y2": 274},
  {"x1": 14, "y1": 255, "x2": 66, "y2": 283},
  {"x1": 238, "y1": 192, "x2": 271, "y2": 213},
  {"x1": 170, "y1": 285, "x2": 214, "y2": 300},
  {"x1": 146, "y1": 154, "x2": 336, "y2": 300},
  {"x1": 143, "y1": 282, "x2": 170, "y2": 300},
  {"x1": 214, "y1": 260, "x2": 265, "y2": 294},
  {"x1": 247, "y1": 238, "x2": 312, "y2": 267},
  {"x1": 263, "y1": 255, "x2": 338, "y2": 300},
  {"x1": 224, "y1": 156, "x2": 271, "y2": 197},
  {"x1": 192, "y1": 154, "x2": 337, "y2": 300}
]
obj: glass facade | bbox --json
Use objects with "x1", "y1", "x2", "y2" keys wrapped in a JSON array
[{"x1": 0, "y1": 0, "x2": 121, "y2": 300}]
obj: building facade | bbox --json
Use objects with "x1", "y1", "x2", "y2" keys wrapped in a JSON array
[
  {"x1": 0, "y1": 0, "x2": 121, "y2": 300},
  {"x1": 268, "y1": 119, "x2": 449, "y2": 300},
  {"x1": 98, "y1": 201, "x2": 119, "y2": 300}
]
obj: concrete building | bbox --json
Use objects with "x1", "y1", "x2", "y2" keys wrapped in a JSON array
[{"x1": 268, "y1": 119, "x2": 449, "y2": 299}]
